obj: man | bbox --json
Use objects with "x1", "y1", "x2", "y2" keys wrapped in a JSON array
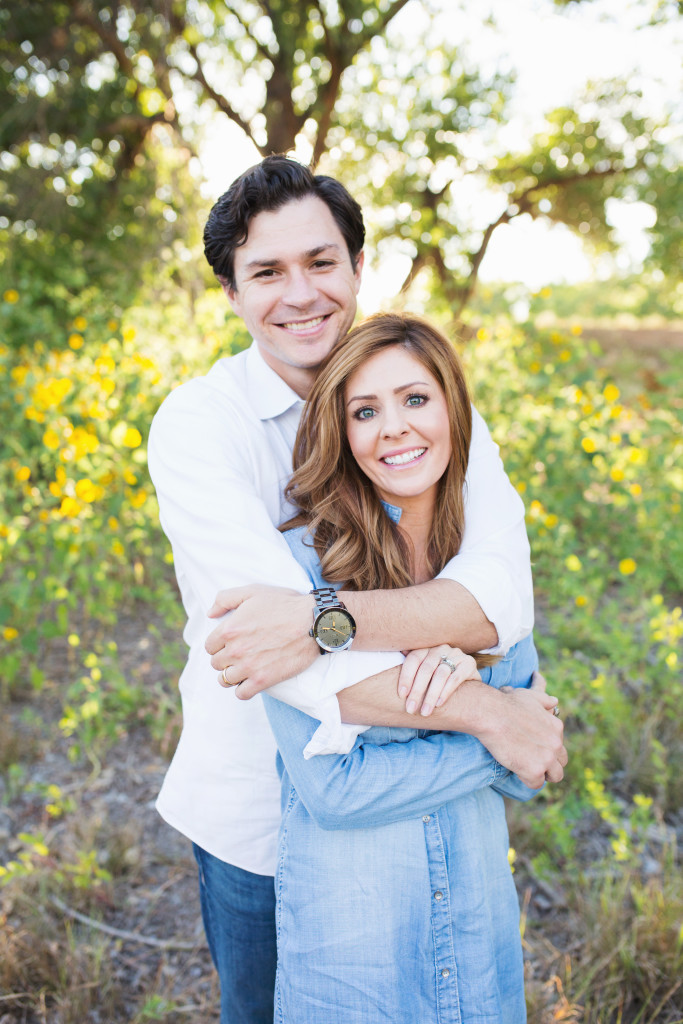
[{"x1": 148, "y1": 155, "x2": 566, "y2": 1024}]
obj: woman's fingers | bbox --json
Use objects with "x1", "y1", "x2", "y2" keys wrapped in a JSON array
[{"x1": 399, "y1": 645, "x2": 480, "y2": 716}]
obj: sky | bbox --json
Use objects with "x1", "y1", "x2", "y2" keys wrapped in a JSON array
[{"x1": 199, "y1": 0, "x2": 682, "y2": 300}]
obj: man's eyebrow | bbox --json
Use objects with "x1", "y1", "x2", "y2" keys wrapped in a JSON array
[
  {"x1": 243, "y1": 243, "x2": 343, "y2": 272},
  {"x1": 346, "y1": 381, "x2": 432, "y2": 405}
]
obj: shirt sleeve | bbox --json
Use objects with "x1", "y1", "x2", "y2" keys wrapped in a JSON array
[
  {"x1": 437, "y1": 406, "x2": 534, "y2": 654},
  {"x1": 263, "y1": 694, "x2": 530, "y2": 830},
  {"x1": 147, "y1": 382, "x2": 402, "y2": 738}
]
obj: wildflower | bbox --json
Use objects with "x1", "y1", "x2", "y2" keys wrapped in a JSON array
[
  {"x1": 575, "y1": 595, "x2": 588, "y2": 607},
  {"x1": 43, "y1": 428, "x2": 61, "y2": 450},
  {"x1": 123, "y1": 470, "x2": 138, "y2": 485},
  {"x1": 58, "y1": 496, "x2": 82, "y2": 518},
  {"x1": 123, "y1": 426, "x2": 142, "y2": 448},
  {"x1": 610, "y1": 467, "x2": 625, "y2": 482},
  {"x1": 559, "y1": 349, "x2": 571, "y2": 362},
  {"x1": 476, "y1": 328, "x2": 490, "y2": 342},
  {"x1": 67, "y1": 634, "x2": 80, "y2": 647},
  {"x1": 603, "y1": 383, "x2": 620, "y2": 403},
  {"x1": 68, "y1": 333, "x2": 84, "y2": 350},
  {"x1": 529, "y1": 361, "x2": 541, "y2": 373},
  {"x1": 666, "y1": 651, "x2": 678, "y2": 669},
  {"x1": 75, "y1": 478, "x2": 103, "y2": 503},
  {"x1": 565, "y1": 555, "x2": 582, "y2": 572},
  {"x1": 107, "y1": 319, "x2": 118, "y2": 331},
  {"x1": 570, "y1": 325, "x2": 582, "y2": 336},
  {"x1": 581, "y1": 437, "x2": 597, "y2": 454},
  {"x1": 123, "y1": 326, "x2": 137, "y2": 342},
  {"x1": 73, "y1": 316, "x2": 88, "y2": 330},
  {"x1": 129, "y1": 490, "x2": 147, "y2": 509},
  {"x1": 108, "y1": 516, "x2": 119, "y2": 530},
  {"x1": 619, "y1": 558, "x2": 637, "y2": 576},
  {"x1": 15, "y1": 466, "x2": 31, "y2": 482},
  {"x1": 629, "y1": 483, "x2": 642, "y2": 497},
  {"x1": 544, "y1": 513, "x2": 559, "y2": 528},
  {"x1": 4, "y1": 289, "x2": 20, "y2": 304},
  {"x1": 3, "y1": 626, "x2": 18, "y2": 641}
]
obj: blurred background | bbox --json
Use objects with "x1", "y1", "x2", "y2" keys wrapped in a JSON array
[{"x1": 1, "y1": 1, "x2": 681, "y2": 1021}]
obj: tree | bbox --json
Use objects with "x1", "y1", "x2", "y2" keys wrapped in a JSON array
[{"x1": 1, "y1": 0, "x2": 680, "y2": 324}]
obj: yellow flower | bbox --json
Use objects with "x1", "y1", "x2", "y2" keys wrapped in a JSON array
[
  {"x1": 59, "y1": 496, "x2": 82, "y2": 518},
  {"x1": 476, "y1": 328, "x2": 490, "y2": 342},
  {"x1": 515, "y1": 481, "x2": 527, "y2": 494},
  {"x1": 610, "y1": 467, "x2": 625, "y2": 482},
  {"x1": 43, "y1": 428, "x2": 61, "y2": 450},
  {"x1": 559, "y1": 349, "x2": 571, "y2": 362},
  {"x1": 544, "y1": 514, "x2": 559, "y2": 528},
  {"x1": 570, "y1": 324, "x2": 582, "y2": 336},
  {"x1": 123, "y1": 426, "x2": 142, "y2": 448},
  {"x1": 665, "y1": 651, "x2": 678, "y2": 670},
  {"x1": 11, "y1": 365, "x2": 29, "y2": 384},
  {"x1": 123, "y1": 470, "x2": 138, "y2": 485},
  {"x1": 630, "y1": 483, "x2": 642, "y2": 497},
  {"x1": 540, "y1": 288, "x2": 552, "y2": 299},
  {"x1": 529, "y1": 361, "x2": 541, "y2": 374},
  {"x1": 108, "y1": 516, "x2": 119, "y2": 530},
  {"x1": 3, "y1": 626, "x2": 18, "y2": 641},
  {"x1": 603, "y1": 384, "x2": 620, "y2": 403},
  {"x1": 15, "y1": 465, "x2": 31, "y2": 482},
  {"x1": 68, "y1": 333, "x2": 84, "y2": 350},
  {"x1": 123, "y1": 326, "x2": 137, "y2": 342},
  {"x1": 565, "y1": 555, "x2": 582, "y2": 572},
  {"x1": 107, "y1": 319, "x2": 118, "y2": 332},
  {"x1": 3, "y1": 289, "x2": 19, "y2": 304},
  {"x1": 129, "y1": 489, "x2": 147, "y2": 509},
  {"x1": 111, "y1": 539, "x2": 125, "y2": 557},
  {"x1": 581, "y1": 437, "x2": 597, "y2": 454},
  {"x1": 73, "y1": 316, "x2": 88, "y2": 331},
  {"x1": 575, "y1": 595, "x2": 588, "y2": 607},
  {"x1": 619, "y1": 558, "x2": 637, "y2": 576},
  {"x1": 67, "y1": 633, "x2": 80, "y2": 647},
  {"x1": 75, "y1": 478, "x2": 103, "y2": 503}
]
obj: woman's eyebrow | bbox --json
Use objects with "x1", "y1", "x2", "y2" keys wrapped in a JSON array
[{"x1": 346, "y1": 381, "x2": 431, "y2": 405}]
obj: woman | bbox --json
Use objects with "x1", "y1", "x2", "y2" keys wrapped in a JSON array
[{"x1": 263, "y1": 313, "x2": 541, "y2": 1023}]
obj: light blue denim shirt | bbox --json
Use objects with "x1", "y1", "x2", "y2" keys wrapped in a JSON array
[{"x1": 263, "y1": 509, "x2": 538, "y2": 1023}]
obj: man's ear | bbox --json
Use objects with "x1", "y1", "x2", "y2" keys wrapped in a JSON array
[
  {"x1": 353, "y1": 250, "x2": 365, "y2": 293},
  {"x1": 217, "y1": 275, "x2": 241, "y2": 316}
]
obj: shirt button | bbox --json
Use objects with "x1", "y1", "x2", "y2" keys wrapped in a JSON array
[
  {"x1": 422, "y1": 815, "x2": 431, "y2": 823},
  {"x1": 441, "y1": 968, "x2": 450, "y2": 978},
  {"x1": 433, "y1": 891, "x2": 443, "y2": 901}
]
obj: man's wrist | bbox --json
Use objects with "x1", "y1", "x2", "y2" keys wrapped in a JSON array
[{"x1": 436, "y1": 678, "x2": 503, "y2": 739}]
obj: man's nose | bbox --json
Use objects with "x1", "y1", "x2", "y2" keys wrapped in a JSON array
[{"x1": 282, "y1": 269, "x2": 317, "y2": 307}]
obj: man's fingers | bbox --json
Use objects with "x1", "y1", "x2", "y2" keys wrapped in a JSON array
[
  {"x1": 544, "y1": 761, "x2": 565, "y2": 784},
  {"x1": 207, "y1": 586, "x2": 252, "y2": 618}
]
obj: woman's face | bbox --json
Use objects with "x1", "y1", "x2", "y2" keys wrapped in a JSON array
[{"x1": 344, "y1": 345, "x2": 452, "y2": 510}]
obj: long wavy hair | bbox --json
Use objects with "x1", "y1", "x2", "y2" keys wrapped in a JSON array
[{"x1": 282, "y1": 313, "x2": 473, "y2": 592}]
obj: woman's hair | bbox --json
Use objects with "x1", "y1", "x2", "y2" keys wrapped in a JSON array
[{"x1": 283, "y1": 313, "x2": 472, "y2": 592}]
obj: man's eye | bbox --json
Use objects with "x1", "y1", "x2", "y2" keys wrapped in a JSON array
[
  {"x1": 255, "y1": 269, "x2": 277, "y2": 279},
  {"x1": 312, "y1": 260, "x2": 334, "y2": 269}
]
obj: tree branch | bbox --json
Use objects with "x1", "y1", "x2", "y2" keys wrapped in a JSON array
[{"x1": 186, "y1": 43, "x2": 258, "y2": 147}]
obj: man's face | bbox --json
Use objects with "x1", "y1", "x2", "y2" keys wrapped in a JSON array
[{"x1": 224, "y1": 196, "x2": 364, "y2": 397}]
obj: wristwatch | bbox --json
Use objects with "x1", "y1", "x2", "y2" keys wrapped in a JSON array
[{"x1": 309, "y1": 586, "x2": 357, "y2": 654}]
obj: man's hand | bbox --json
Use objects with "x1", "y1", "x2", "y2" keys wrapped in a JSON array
[
  {"x1": 205, "y1": 585, "x2": 317, "y2": 698},
  {"x1": 474, "y1": 671, "x2": 567, "y2": 789}
]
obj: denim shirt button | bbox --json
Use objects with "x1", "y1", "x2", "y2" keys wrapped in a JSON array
[
  {"x1": 422, "y1": 815, "x2": 431, "y2": 823},
  {"x1": 433, "y1": 890, "x2": 443, "y2": 901},
  {"x1": 441, "y1": 968, "x2": 450, "y2": 978}
]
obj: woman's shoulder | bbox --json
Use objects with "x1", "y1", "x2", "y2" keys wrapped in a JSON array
[{"x1": 281, "y1": 524, "x2": 329, "y2": 589}]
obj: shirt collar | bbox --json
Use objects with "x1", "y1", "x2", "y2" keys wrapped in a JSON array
[
  {"x1": 245, "y1": 341, "x2": 304, "y2": 421},
  {"x1": 381, "y1": 499, "x2": 403, "y2": 524}
]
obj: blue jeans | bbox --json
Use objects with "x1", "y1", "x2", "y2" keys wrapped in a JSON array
[{"x1": 193, "y1": 844, "x2": 277, "y2": 1024}]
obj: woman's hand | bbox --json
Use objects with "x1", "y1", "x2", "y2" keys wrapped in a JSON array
[{"x1": 398, "y1": 645, "x2": 481, "y2": 718}]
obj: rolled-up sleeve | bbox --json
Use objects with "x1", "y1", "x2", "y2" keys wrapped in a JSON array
[{"x1": 438, "y1": 406, "x2": 534, "y2": 653}]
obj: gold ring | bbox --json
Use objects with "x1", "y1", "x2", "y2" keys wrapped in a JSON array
[{"x1": 222, "y1": 667, "x2": 232, "y2": 686}]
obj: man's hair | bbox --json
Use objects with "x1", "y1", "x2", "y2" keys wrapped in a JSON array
[{"x1": 203, "y1": 155, "x2": 365, "y2": 289}]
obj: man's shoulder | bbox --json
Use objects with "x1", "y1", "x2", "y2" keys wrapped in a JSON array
[{"x1": 152, "y1": 350, "x2": 251, "y2": 422}]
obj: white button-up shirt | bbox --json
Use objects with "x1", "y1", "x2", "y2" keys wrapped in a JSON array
[{"x1": 147, "y1": 342, "x2": 533, "y2": 875}]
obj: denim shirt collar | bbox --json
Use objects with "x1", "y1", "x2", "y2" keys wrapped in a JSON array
[{"x1": 381, "y1": 499, "x2": 403, "y2": 524}]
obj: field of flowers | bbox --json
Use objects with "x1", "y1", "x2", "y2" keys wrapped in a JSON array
[{"x1": 1, "y1": 282, "x2": 681, "y2": 1022}]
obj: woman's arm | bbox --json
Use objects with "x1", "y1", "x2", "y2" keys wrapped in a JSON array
[{"x1": 263, "y1": 692, "x2": 534, "y2": 831}]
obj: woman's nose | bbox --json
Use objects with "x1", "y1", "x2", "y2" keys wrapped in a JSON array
[{"x1": 381, "y1": 404, "x2": 409, "y2": 438}]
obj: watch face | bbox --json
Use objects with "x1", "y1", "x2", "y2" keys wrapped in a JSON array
[{"x1": 314, "y1": 608, "x2": 356, "y2": 651}]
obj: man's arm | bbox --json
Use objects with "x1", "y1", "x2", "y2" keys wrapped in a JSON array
[{"x1": 206, "y1": 404, "x2": 529, "y2": 687}]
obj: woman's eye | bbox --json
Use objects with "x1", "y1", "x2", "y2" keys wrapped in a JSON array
[
  {"x1": 407, "y1": 394, "x2": 428, "y2": 407},
  {"x1": 354, "y1": 407, "x2": 375, "y2": 420}
]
